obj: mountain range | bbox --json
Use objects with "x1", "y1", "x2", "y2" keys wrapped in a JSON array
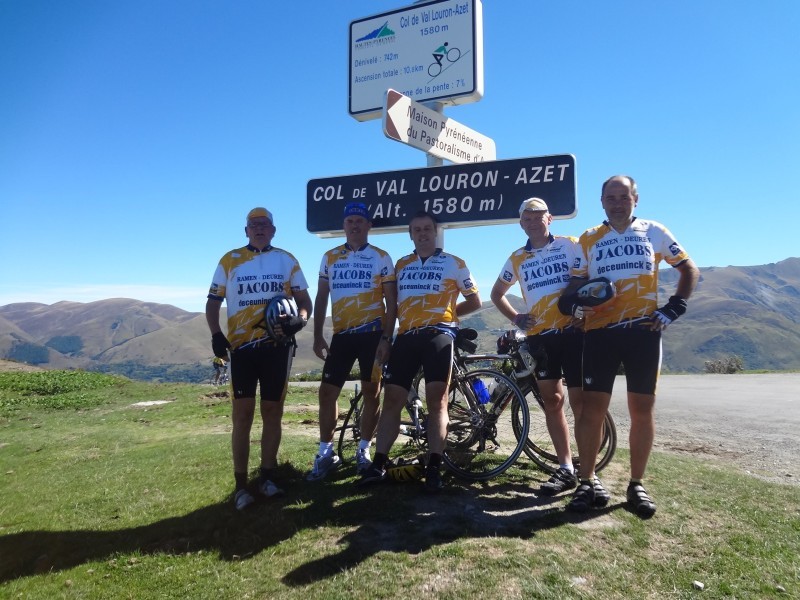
[{"x1": 2, "y1": 258, "x2": 799, "y2": 381}]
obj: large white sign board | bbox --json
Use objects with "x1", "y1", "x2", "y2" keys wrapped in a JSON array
[
  {"x1": 383, "y1": 89, "x2": 495, "y2": 163},
  {"x1": 349, "y1": 0, "x2": 484, "y2": 121}
]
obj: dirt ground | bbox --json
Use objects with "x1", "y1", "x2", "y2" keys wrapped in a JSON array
[
  {"x1": 0, "y1": 359, "x2": 43, "y2": 373},
  {"x1": 611, "y1": 373, "x2": 800, "y2": 486}
]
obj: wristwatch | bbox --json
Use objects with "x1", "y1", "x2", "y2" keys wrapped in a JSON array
[{"x1": 381, "y1": 335, "x2": 392, "y2": 342}]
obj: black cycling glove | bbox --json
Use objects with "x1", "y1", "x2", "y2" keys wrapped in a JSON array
[
  {"x1": 651, "y1": 295, "x2": 688, "y2": 327},
  {"x1": 281, "y1": 315, "x2": 307, "y2": 337},
  {"x1": 211, "y1": 332, "x2": 232, "y2": 358}
]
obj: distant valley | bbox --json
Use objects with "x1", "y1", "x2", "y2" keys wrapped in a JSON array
[{"x1": 2, "y1": 258, "x2": 799, "y2": 381}]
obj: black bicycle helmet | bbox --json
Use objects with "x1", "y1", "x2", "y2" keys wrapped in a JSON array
[
  {"x1": 496, "y1": 329, "x2": 525, "y2": 354},
  {"x1": 264, "y1": 295, "x2": 299, "y2": 342}
]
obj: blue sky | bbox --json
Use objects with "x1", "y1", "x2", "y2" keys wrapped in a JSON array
[{"x1": 1, "y1": 1, "x2": 798, "y2": 313}]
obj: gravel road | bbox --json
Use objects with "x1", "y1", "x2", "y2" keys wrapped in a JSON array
[
  {"x1": 608, "y1": 373, "x2": 800, "y2": 485},
  {"x1": 294, "y1": 373, "x2": 800, "y2": 485}
]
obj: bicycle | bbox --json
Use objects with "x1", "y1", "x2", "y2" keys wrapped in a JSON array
[
  {"x1": 480, "y1": 330, "x2": 617, "y2": 475},
  {"x1": 337, "y1": 377, "x2": 429, "y2": 469},
  {"x1": 336, "y1": 328, "x2": 530, "y2": 481}
]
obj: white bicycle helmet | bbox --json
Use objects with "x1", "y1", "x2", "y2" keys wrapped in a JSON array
[
  {"x1": 575, "y1": 277, "x2": 616, "y2": 307},
  {"x1": 264, "y1": 295, "x2": 299, "y2": 342}
]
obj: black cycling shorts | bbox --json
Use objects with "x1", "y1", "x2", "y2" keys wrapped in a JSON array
[
  {"x1": 230, "y1": 342, "x2": 293, "y2": 401},
  {"x1": 582, "y1": 327, "x2": 662, "y2": 395},
  {"x1": 321, "y1": 330, "x2": 382, "y2": 388},
  {"x1": 384, "y1": 329, "x2": 454, "y2": 391},
  {"x1": 527, "y1": 329, "x2": 584, "y2": 388}
]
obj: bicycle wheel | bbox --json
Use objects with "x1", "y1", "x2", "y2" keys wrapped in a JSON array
[
  {"x1": 336, "y1": 392, "x2": 364, "y2": 465},
  {"x1": 442, "y1": 369, "x2": 529, "y2": 481},
  {"x1": 515, "y1": 384, "x2": 617, "y2": 475}
]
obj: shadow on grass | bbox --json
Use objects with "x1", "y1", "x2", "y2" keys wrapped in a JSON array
[
  {"x1": 0, "y1": 464, "x2": 621, "y2": 584},
  {"x1": 280, "y1": 466, "x2": 622, "y2": 586}
]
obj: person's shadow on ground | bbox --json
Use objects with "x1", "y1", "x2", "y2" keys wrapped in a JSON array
[
  {"x1": 0, "y1": 463, "x2": 621, "y2": 584},
  {"x1": 281, "y1": 465, "x2": 622, "y2": 586}
]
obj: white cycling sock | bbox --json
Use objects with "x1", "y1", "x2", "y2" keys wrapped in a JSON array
[{"x1": 318, "y1": 441, "x2": 334, "y2": 456}]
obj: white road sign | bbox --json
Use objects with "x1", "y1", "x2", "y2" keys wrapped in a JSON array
[
  {"x1": 349, "y1": 0, "x2": 484, "y2": 121},
  {"x1": 382, "y1": 89, "x2": 495, "y2": 163}
]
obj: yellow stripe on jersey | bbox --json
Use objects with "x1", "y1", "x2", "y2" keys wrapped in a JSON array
[
  {"x1": 208, "y1": 246, "x2": 308, "y2": 349},
  {"x1": 319, "y1": 244, "x2": 396, "y2": 334},
  {"x1": 573, "y1": 219, "x2": 690, "y2": 329},
  {"x1": 498, "y1": 235, "x2": 580, "y2": 334},
  {"x1": 395, "y1": 250, "x2": 477, "y2": 333}
]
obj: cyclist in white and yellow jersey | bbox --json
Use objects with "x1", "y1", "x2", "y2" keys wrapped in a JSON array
[
  {"x1": 490, "y1": 197, "x2": 586, "y2": 498},
  {"x1": 206, "y1": 207, "x2": 313, "y2": 511},
  {"x1": 306, "y1": 202, "x2": 397, "y2": 481},
  {"x1": 360, "y1": 211, "x2": 481, "y2": 492},
  {"x1": 562, "y1": 176, "x2": 699, "y2": 518}
]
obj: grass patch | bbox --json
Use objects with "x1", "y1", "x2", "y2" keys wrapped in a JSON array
[
  {"x1": 0, "y1": 370, "x2": 125, "y2": 413},
  {"x1": 0, "y1": 372, "x2": 798, "y2": 598}
]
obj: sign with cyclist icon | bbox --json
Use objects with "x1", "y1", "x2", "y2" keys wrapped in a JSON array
[
  {"x1": 428, "y1": 41, "x2": 461, "y2": 78},
  {"x1": 349, "y1": 0, "x2": 484, "y2": 121}
]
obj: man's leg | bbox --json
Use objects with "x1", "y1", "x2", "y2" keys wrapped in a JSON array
[
  {"x1": 424, "y1": 380, "x2": 449, "y2": 455},
  {"x1": 230, "y1": 397, "x2": 257, "y2": 509},
  {"x1": 359, "y1": 383, "x2": 405, "y2": 483},
  {"x1": 537, "y1": 378, "x2": 579, "y2": 495},
  {"x1": 568, "y1": 386, "x2": 584, "y2": 423},
  {"x1": 260, "y1": 399, "x2": 284, "y2": 470},
  {"x1": 626, "y1": 391, "x2": 657, "y2": 518},
  {"x1": 359, "y1": 380, "x2": 381, "y2": 443},
  {"x1": 305, "y1": 382, "x2": 345, "y2": 481},
  {"x1": 257, "y1": 398, "x2": 287, "y2": 497},
  {"x1": 421, "y1": 380, "x2": 448, "y2": 492},
  {"x1": 627, "y1": 392, "x2": 655, "y2": 481},
  {"x1": 231, "y1": 397, "x2": 256, "y2": 474},
  {"x1": 574, "y1": 390, "x2": 612, "y2": 481},
  {"x1": 317, "y1": 382, "x2": 341, "y2": 443},
  {"x1": 373, "y1": 383, "x2": 406, "y2": 456},
  {"x1": 537, "y1": 378, "x2": 572, "y2": 466},
  {"x1": 567, "y1": 389, "x2": 612, "y2": 511}
]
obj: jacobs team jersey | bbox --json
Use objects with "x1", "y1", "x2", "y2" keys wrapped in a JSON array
[
  {"x1": 573, "y1": 218, "x2": 690, "y2": 330},
  {"x1": 319, "y1": 243, "x2": 396, "y2": 334},
  {"x1": 498, "y1": 234, "x2": 580, "y2": 334},
  {"x1": 395, "y1": 249, "x2": 478, "y2": 334},
  {"x1": 208, "y1": 245, "x2": 309, "y2": 349}
]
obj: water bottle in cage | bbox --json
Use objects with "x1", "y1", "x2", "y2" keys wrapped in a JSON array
[
  {"x1": 471, "y1": 379, "x2": 491, "y2": 405},
  {"x1": 410, "y1": 392, "x2": 422, "y2": 423}
]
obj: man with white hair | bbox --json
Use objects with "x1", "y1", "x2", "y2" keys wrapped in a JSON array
[
  {"x1": 206, "y1": 207, "x2": 313, "y2": 510},
  {"x1": 490, "y1": 198, "x2": 597, "y2": 500}
]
